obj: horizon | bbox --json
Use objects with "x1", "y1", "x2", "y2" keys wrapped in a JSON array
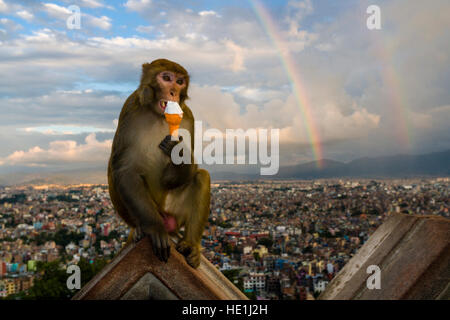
[
  {"x1": 1, "y1": 175, "x2": 448, "y2": 188},
  {"x1": 0, "y1": 147, "x2": 448, "y2": 185}
]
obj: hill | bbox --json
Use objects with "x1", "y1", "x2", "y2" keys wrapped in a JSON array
[{"x1": 1, "y1": 150, "x2": 448, "y2": 186}]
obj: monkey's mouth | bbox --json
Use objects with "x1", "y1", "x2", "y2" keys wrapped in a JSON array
[
  {"x1": 159, "y1": 100, "x2": 179, "y2": 112},
  {"x1": 159, "y1": 100, "x2": 168, "y2": 111}
]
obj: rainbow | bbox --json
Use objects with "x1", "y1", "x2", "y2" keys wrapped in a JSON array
[
  {"x1": 249, "y1": 0, "x2": 323, "y2": 168},
  {"x1": 372, "y1": 35, "x2": 412, "y2": 148}
]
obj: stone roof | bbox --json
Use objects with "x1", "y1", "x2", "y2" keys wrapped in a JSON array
[
  {"x1": 319, "y1": 213, "x2": 450, "y2": 300},
  {"x1": 72, "y1": 236, "x2": 248, "y2": 300}
]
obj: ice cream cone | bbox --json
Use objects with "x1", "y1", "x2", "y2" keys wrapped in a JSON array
[
  {"x1": 165, "y1": 113, "x2": 183, "y2": 137},
  {"x1": 164, "y1": 101, "x2": 184, "y2": 139}
]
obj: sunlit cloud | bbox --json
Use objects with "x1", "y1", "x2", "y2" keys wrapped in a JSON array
[
  {"x1": 0, "y1": 133, "x2": 112, "y2": 167},
  {"x1": 20, "y1": 125, "x2": 115, "y2": 135}
]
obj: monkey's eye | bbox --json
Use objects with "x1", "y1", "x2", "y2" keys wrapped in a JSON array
[
  {"x1": 163, "y1": 74, "x2": 171, "y2": 81},
  {"x1": 176, "y1": 79, "x2": 184, "y2": 85}
]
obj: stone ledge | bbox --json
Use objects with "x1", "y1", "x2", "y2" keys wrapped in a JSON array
[
  {"x1": 72, "y1": 236, "x2": 248, "y2": 300},
  {"x1": 319, "y1": 213, "x2": 450, "y2": 300}
]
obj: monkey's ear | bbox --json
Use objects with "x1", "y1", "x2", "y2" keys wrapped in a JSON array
[{"x1": 138, "y1": 86, "x2": 153, "y2": 106}]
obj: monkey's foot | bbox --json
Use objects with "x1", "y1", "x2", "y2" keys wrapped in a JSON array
[
  {"x1": 176, "y1": 240, "x2": 201, "y2": 268},
  {"x1": 133, "y1": 226, "x2": 145, "y2": 243}
]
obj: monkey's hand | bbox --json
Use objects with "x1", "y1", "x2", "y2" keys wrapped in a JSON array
[
  {"x1": 159, "y1": 134, "x2": 197, "y2": 188},
  {"x1": 159, "y1": 135, "x2": 183, "y2": 158},
  {"x1": 143, "y1": 223, "x2": 171, "y2": 262}
]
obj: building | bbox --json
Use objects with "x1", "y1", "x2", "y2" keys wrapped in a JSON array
[
  {"x1": 0, "y1": 276, "x2": 34, "y2": 297},
  {"x1": 0, "y1": 282, "x2": 6, "y2": 297},
  {"x1": 20, "y1": 276, "x2": 34, "y2": 292},
  {"x1": 3, "y1": 278, "x2": 18, "y2": 296},
  {"x1": 243, "y1": 272, "x2": 266, "y2": 292},
  {"x1": 253, "y1": 245, "x2": 268, "y2": 259},
  {"x1": 314, "y1": 279, "x2": 329, "y2": 293},
  {"x1": 263, "y1": 256, "x2": 275, "y2": 272},
  {"x1": 0, "y1": 261, "x2": 6, "y2": 276},
  {"x1": 266, "y1": 275, "x2": 281, "y2": 295}
]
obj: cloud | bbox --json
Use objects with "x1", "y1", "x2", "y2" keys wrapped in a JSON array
[
  {"x1": 16, "y1": 10, "x2": 34, "y2": 22},
  {"x1": 78, "y1": 0, "x2": 109, "y2": 9},
  {"x1": 42, "y1": 3, "x2": 72, "y2": 18},
  {"x1": 42, "y1": 2, "x2": 112, "y2": 30},
  {"x1": 231, "y1": 86, "x2": 284, "y2": 102},
  {"x1": 136, "y1": 25, "x2": 154, "y2": 33},
  {"x1": 0, "y1": 6, "x2": 307, "y2": 96},
  {"x1": 225, "y1": 40, "x2": 245, "y2": 72},
  {"x1": 124, "y1": 0, "x2": 152, "y2": 11},
  {"x1": 0, "y1": 17, "x2": 22, "y2": 32},
  {"x1": 21, "y1": 125, "x2": 115, "y2": 135},
  {"x1": 0, "y1": 89, "x2": 123, "y2": 127},
  {"x1": 0, "y1": 133, "x2": 112, "y2": 167},
  {"x1": 0, "y1": 0, "x2": 8, "y2": 13},
  {"x1": 188, "y1": 84, "x2": 380, "y2": 146},
  {"x1": 199, "y1": 10, "x2": 220, "y2": 17},
  {"x1": 0, "y1": 0, "x2": 38, "y2": 17},
  {"x1": 87, "y1": 15, "x2": 111, "y2": 30},
  {"x1": 287, "y1": 0, "x2": 314, "y2": 37},
  {"x1": 0, "y1": 0, "x2": 448, "y2": 170}
]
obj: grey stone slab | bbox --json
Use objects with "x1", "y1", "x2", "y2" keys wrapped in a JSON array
[{"x1": 121, "y1": 272, "x2": 179, "y2": 300}]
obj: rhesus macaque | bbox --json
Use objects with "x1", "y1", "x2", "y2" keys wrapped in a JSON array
[{"x1": 108, "y1": 59, "x2": 210, "y2": 268}]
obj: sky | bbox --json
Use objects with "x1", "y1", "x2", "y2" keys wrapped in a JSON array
[{"x1": 0, "y1": 0, "x2": 449, "y2": 174}]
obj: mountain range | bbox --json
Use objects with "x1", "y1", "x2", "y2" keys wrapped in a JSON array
[
  {"x1": 211, "y1": 149, "x2": 450, "y2": 180},
  {"x1": 0, "y1": 150, "x2": 448, "y2": 186}
]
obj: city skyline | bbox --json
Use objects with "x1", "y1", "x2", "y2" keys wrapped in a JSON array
[{"x1": 1, "y1": 177, "x2": 448, "y2": 299}]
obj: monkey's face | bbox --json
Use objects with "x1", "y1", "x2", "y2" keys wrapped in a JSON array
[{"x1": 155, "y1": 71, "x2": 187, "y2": 114}]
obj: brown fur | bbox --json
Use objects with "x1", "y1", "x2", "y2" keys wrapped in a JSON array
[{"x1": 107, "y1": 59, "x2": 210, "y2": 268}]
